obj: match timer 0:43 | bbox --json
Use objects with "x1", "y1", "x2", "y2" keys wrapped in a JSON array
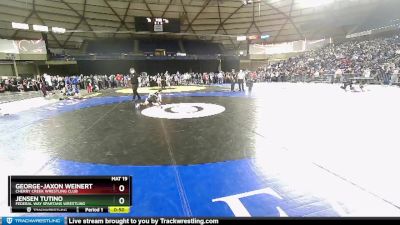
[{"x1": 8, "y1": 176, "x2": 132, "y2": 213}]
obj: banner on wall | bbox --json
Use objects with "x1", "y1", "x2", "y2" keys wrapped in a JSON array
[
  {"x1": 0, "y1": 38, "x2": 47, "y2": 60},
  {"x1": 0, "y1": 39, "x2": 19, "y2": 54},
  {"x1": 15, "y1": 39, "x2": 47, "y2": 54},
  {"x1": 249, "y1": 39, "x2": 329, "y2": 55}
]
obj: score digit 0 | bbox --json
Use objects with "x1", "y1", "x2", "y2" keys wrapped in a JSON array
[
  {"x1": 119, "y1": 197, "x2": 125, "y2": 205},
  {"x1": 119, "y1": 185, "x2": 125, "y2": 192}
]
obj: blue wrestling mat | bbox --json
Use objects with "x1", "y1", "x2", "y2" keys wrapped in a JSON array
[{"x1": 1, "y1": 90, "x2": 394, "y2": 217}]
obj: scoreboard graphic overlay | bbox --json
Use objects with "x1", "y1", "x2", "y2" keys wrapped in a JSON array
[{"x1": 8, "y1": 176, "x2": 132, "y2": 213}]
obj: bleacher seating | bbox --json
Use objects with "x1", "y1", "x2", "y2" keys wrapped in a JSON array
[
  {"x1": 87, "y1": 39, "x2": 134, "y2": 54},
  {"x1": 138, "y1": 39, "x2": 180, "y2": 53},
  {"x1": 183, "y1": 40, "x2": 223, "y2": 55},
  {"x1": 82, "y1": 38, "x2": 224, "y2": 56}
]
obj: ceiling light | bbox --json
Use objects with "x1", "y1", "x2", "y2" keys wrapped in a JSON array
[
  {"x1": 52, "y1": 27, "x2": 66, "y2": 34},
  {"x1": 12, "y1": 22, "x2": 29, "y2": 30},
  {"x1": 248, "y1": 35, "x2": 259, "y2": 40},
  {"x1": 261, "y1": 34, "x2": 270, "y2": 40},
  {"x1": 237, "y1": 36, "x2": 247, "y2": 41},
  {"x1": 242, "y1": 0, "x2": 254, "y2": 5},
  {"x1": 33, "y1": 25, "x2": 49, "y2": 32}
]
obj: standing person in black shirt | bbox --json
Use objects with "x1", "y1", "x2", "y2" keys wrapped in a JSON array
[
  {"x1": 39, "y1": 76, "x2": 47, "y2": 97},
  {"x1": 161, "y1": 72, "x2": 167, "y2": 89},
  {"x1": 230, "y1": 69, "x2": 237, "y2": 92},
  {"x1": 130, "y1": 67, "x2": 141, "y2": 101}
]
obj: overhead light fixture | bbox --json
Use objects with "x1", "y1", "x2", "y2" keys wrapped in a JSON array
[
  {"x1": 52, "y1": 27, "x2": 66, "y2": 34},
  {"x1": 237, "y1": 36, "x2": 247, "y2": 41},
  {"x1": 12, "y1": 22, "x2": 29, "y2": 30},
  {"x1": 242, "y1": 0, "x2": 254, "y2": 5},
  {"x1": 248, "y1": 35, "x2": 259, "y2": 40},
  {"x1": 33, "y1": 24, "x2": 49, "y2": 32},
  {"x1": 261, "y1": 34, "x2": 270, "y2": 40}
]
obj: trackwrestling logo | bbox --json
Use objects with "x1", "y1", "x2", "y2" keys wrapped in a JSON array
[{"x1": 2, "y1": 217, "x2": 64, "y2": 225}]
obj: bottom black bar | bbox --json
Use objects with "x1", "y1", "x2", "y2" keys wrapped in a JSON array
[{"x1": 66, "y1": 217, "x2": 400, "y2": 225}]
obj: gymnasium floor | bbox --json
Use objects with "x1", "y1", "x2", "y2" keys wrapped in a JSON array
[{"x1": 1, "y1": 83, "x2": 400, "y2": 217}]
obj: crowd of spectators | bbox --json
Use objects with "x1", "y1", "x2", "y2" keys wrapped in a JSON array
[
  {"x1": 0, "y1": 70, "x2": 250, "y2": 95},
  {"x1": 0, "y1": 74, "x2": 132, "y2": 95},
  {"x1": 0, "y1": 76, "x2": 42, "y2": 93},
  {"x1": 3, "y1": 35, "x2": 400, "y2": 95},
  {"x1": 262, "y1": 35, "x2": 400, "y2": 84},
  {"x1": 139, "y1": 71, "x2": 242, "y2": 87}
]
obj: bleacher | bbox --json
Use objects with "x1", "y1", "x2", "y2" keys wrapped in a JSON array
[
  {"x1": 139, "y1": 39, "x2": 180, "y2": 56},
  {"x1": 183, "y1": 40, "x2": 223, "y2": 55},
  {"x1": 86, "y1": 39, "x2": 134, "y2": 54},
  {"x1": 71, "y1": 38, "x2": 226, "y2": 60}
]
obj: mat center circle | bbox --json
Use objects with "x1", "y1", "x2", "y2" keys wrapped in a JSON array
[
  {"x1": 141, "y1": 103, "x2": 225, "y2": 119},
  {"x1": 170, "y1": 105, "x2": 199, "y2": 113}
]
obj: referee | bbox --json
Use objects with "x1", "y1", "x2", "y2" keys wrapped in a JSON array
[{"x1": 130, "y1": 67, "x2": 141, "y2": 101}]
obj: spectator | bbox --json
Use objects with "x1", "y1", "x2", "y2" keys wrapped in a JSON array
[{"x1": 237, "y1": 70, "x2": 245, "y2": 92}]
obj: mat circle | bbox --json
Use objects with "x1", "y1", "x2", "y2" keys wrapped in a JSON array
[{"x1": 141, "y1": 103, "x2": 225, "y2": 119}]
